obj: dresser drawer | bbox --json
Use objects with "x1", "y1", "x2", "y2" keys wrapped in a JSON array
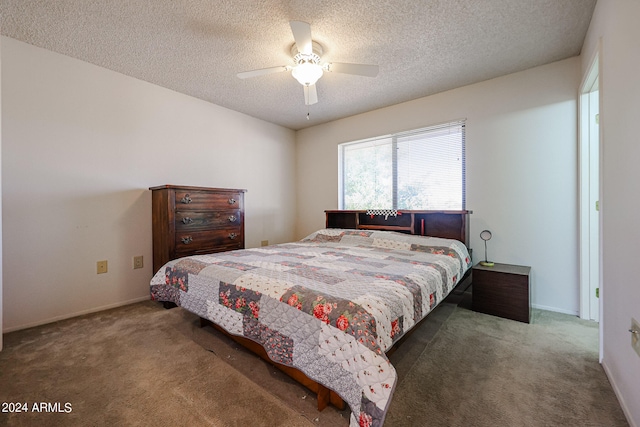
[
  {"x1": 175, "y1": 228, "x2": 243, "y2": 254},
  {"x1": 176, "y1": 210, "x2": 241, "y2": 230},
  {"x1": 174, "y1": 190, "x2": 243, "y2": 210}
]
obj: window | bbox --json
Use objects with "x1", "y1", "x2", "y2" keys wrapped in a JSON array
[{"x1": 339, "y1": 120, "x2": 465, "y2": 210}]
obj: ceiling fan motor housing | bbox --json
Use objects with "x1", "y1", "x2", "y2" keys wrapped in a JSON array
[{"x1": 291, "y1": 40, "x2": 323, "y2": 64}]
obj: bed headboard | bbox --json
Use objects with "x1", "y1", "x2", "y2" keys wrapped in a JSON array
[{"x1": 325, "y1": 210, "x2": 472, "y2": 247}]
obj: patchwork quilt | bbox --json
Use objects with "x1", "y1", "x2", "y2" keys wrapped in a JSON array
[{"x1": 150, "y1": 229, "x2": 471, "y2": 427}]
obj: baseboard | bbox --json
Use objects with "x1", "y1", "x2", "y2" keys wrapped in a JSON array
[
  {"x1": 531, "y1": 303, "x2": 579, "y2": 316},
  {"x1": 602, "y1": 359, "x2": 638, "y2": 427},
  {"x1": 3, "y1": 295, "x2": 151, "y2": 333}
]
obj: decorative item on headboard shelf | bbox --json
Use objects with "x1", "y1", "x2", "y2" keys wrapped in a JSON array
[
  {"x1": 480, "y1": 229, "x2": 495, "y2": 267},
  {"x1": 366, "y1": 209, "x2": 401, "y2": 220}
]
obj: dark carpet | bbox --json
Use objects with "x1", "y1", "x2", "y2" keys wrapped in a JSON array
[{"x1": 0, "y1": 292, "x2": 628, "y2": 427}]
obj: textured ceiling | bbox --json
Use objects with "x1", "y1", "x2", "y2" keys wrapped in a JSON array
[{"x1": 1, "y1": 0, "x2": 596, "y2": 130}]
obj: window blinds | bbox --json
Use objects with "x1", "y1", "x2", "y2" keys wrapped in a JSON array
[{"x1": 340, "y1": 120, "x2": 465, "y2": 210}]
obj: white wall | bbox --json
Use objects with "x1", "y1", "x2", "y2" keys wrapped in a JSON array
[
  {"x1": 296, "y1": 58, "x2": 580, "y2": 315},
  {"x1": 581, "y1": 1, "x2": 640, "y2": 425},
  {"x1": 1, "y1": 37, "x2": 296, "y2": 332}
]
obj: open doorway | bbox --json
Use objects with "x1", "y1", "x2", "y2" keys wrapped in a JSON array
[{"x1": 579, "y1": 48, "x2": 601, "y2": 325}]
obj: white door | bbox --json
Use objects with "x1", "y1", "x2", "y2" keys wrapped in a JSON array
[
  {"x1": 587, "y1": 84, "x2": 600, "y2": 321},
  {"x1": 579, "y1": 52, "x2": 601, "y2": 322}
]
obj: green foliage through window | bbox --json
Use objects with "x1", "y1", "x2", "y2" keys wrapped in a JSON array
[{"x1": 339, "y1": 121, "x2": 465, "y2": 210}]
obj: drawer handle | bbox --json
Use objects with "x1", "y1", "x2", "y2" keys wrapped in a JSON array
[
  {"x1": 228, "y1": 233, "x2": 237, "y2": 240},
  {"x1": 181, "y1": 236, "x2": 193, "y2": 244},
  {"x1": 228, "y1": 215, "x2": 237, "y2": 222},
  {"x1": 228, "y1": 198, "x2": 236, "y2": 205},
  {"x1": 182, "y1": 217, "x2": 194, "y2": 224},
  {"x1": 180, "y1": 194, "x2": 192, "y2": 204}
]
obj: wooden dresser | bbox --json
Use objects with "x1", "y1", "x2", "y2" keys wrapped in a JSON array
[{"x1": 150, "y1": 185, "x2": 246, "y2": 273}]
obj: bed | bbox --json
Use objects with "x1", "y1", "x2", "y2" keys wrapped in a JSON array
[{"x1": 150, "y1": 210, "x2": 471, "y2": 427}]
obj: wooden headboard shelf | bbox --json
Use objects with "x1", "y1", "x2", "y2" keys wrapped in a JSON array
[{"x1": 325, "y1": 210, "x2": 472, "y2": 246}]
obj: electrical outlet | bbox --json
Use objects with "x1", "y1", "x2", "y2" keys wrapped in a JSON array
[
  {"x1": 261, "y1": 240, "x2": 269, "y2": 247},
  {"x1": 133, "y1": 256, "x2": 144, "y2": 269},
  {"x1": 97, "y1": 260, "x2": 108, "y2": 274},
  {"x1": 632, "y1": 318, "x2": 640, "y2": 358}
]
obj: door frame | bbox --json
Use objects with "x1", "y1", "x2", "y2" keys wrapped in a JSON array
[{"x1": 578, "y1": 40, "x2": 603, "y2": 360}]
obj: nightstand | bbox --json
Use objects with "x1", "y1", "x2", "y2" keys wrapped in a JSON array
[{"x1": 472, "y1": 262, "x2": 531, "y2": 323}]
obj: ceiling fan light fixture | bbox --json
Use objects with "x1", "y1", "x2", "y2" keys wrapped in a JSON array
[{"x1": 291, "y1": 61, "x2": 324, "y2": 86}]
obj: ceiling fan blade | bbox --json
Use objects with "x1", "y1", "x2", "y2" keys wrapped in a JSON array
[
  {"x1": 304, "y1": 84, "x2": 318, "y2": 105},
  {"x1": 290, "y1": 21, "x2": 313, "y2": 55},
  {"x1": 237, "y1": 65, "x2": 290, "y2": 79},
  {"x1": 326, "y1": 62, "x2": 379, "y2": 77}
]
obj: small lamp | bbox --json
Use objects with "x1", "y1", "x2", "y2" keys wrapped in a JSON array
[{"x1": 480, "y1": 230, "x2": 494, "y2": 267}]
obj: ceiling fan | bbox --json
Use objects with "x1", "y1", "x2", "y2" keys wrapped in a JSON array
[{"x1": 237, "y1": 21, "x2": 379, "y2": 107}]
